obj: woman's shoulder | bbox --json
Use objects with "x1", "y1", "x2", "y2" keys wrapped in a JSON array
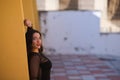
[{"x1": 29, "y1": 52, "x2": 41, "y2": 56}]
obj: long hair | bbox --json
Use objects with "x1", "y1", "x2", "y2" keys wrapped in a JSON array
[{"x1": 25, "y1": 28, "x2": 43, "y2": 55}]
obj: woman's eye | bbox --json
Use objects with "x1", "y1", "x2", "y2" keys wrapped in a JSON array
[
  {"x1": 33, "y1": 38, "x2": 37, "y2": 40},
  {"x1": 33, "y1": 37, "x2": 41, "y2": 40}
]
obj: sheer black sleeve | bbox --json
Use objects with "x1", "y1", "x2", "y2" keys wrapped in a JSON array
[
  {"x1": 25, "y1": 27, "x2": 35, "y2": 54},
  {"x1": 27, "y1": 27, "x2": 34, "y2": 32},
  {"x1": 29, "y1": 54, "x2": 41, "y2": 80}
]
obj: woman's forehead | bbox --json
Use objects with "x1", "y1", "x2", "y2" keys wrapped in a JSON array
[{"x1": 33, "y1": 32, "x2": 40, "y2": 37}]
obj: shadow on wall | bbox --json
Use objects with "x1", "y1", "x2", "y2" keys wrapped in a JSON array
[{"x1": 59, "y1": 0, "x2": 78, "y2": 10}]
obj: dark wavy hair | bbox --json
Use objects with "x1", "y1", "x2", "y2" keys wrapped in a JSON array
[{"x1": 25, "y1": 28, "x2": 43, "y2": 55}]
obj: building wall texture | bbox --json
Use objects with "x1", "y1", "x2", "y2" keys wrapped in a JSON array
[
  {"x1": 0, "y1": 0, "x2": 39, "y2": 79},
  {"x1": 40, "y1": 11, "x2": 120, "y2": 56}
]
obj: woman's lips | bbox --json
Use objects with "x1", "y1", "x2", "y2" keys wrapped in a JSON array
[{"x1": 37, "y1": 44, "x2": 40, "y2": 46}]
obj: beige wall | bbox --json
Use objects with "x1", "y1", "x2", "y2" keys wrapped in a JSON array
[
  {"x1": 96, "y1": 0, "x2": 120, "y2": 33},
  {"x1": 36, "y1": 0, "x2": 94, "y2": 11},
  {"x1": 36, "y1": 0, "x2": 59, "y2": 11},
  {"x1": 0, "y1": 0, "x2": 39, "y2": 79}
]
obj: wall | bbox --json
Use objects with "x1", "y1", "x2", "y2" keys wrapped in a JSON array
[
  {"x1": 36, "y1": 0, "x2": 94, "y2": 11},
  {"x1": 95, "y1": 0, "x2": 120, "y2": 33},
  {"x1": 36, "y1": 0, "x2": 120, "y2": 32},
  {"x1": 36, "y1": 0, "x2": 59, "y2": 11},
  {"x1": 40, "y1": 11, "x2": 120, "y2": 56},
  {"x1": 22, "y1": 0, "x2": 40, "y2": 30},
  {"x1": 0, "y1": 0, "x2": 39, "y2": 79}
]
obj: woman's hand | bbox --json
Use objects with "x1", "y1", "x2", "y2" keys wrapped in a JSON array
[{"x1": 24, "y1": 19, "x2": 33, "y2": 28}]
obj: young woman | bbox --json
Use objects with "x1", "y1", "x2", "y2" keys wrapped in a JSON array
[{"x1": 24, "y1": 19, "x2": 52, "y2": 80}]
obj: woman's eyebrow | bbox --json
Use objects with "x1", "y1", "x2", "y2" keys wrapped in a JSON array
[{"x1": 33, "y1": 36, "x2": 41, "y2": 38}]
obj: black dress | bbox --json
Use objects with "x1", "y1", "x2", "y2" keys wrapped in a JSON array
[{"x1": 28, "y1": 52, "x2": 52, "y2": 80}]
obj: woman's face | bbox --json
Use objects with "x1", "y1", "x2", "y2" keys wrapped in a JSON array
[{"x1": 32, "y1": 32, "x2": 42, "y2": 49}]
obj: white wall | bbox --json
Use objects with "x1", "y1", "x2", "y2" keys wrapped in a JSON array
[
  {"x1": 40, "y1": 11, "x2": 120, "y2": 56},
  {"x1": 36, "y1": 0, "x2": 59, "y2": 11}
]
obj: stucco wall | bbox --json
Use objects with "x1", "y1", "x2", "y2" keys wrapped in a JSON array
[
  {"x1": 0, "y1": 0, "x2": 39, "y2": 79},
  {"x1": 40, "y1": 11, "x2": 120, "y2": 56}
]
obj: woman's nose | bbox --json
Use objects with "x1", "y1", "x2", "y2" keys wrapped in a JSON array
[{"x1": 37, "y1": 39, "x2": 41, "y2": 43}]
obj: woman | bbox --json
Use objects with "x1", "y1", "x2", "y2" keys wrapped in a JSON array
[{"x1": 24, "y1": 19, "x2": 52, "y2": 80}]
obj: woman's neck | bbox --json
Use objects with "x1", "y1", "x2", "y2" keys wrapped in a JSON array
[{"x1": 32, "y1": 49, "x2": 39, "y2": 53}]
